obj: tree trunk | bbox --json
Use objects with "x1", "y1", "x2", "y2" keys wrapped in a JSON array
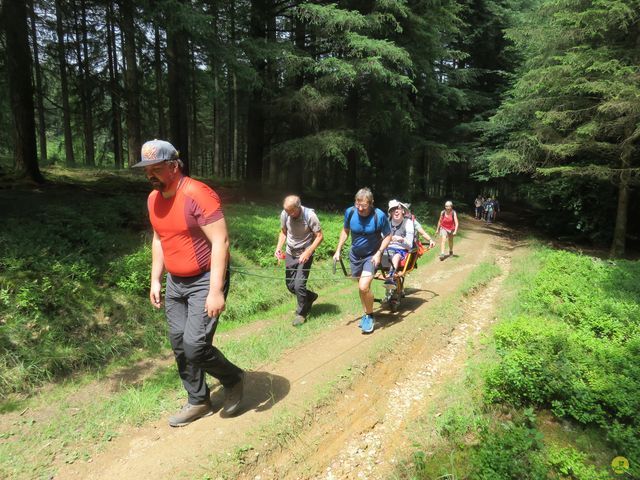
[
  {"x1": 227, "y1": 89, "x2": 234, "y2": 177},
  {"x1": 223, "y1": 0, "x2": 237, "y2": 179},
  {"x1": 119, "y1": 0, "x2": 142, "y2": 167},
  {"x1": 233, "y1": 71, "x2": 240, "y2": 179},
  {"x1": 166, "y1": 0, "x2": 190, "y2": 175},
  {"x1": 190, "y1": 45, "x2": 199, "y2": 175},
  {"x1": 611, "y1": 29, "x2": 640, "y2": 257},
  {"x1": 263, "y1": 5, "x2": 277, "y2": 184},
  {"x1": 154, "y1": 24, "x2": 167, "y2": 139},
  {"x1": 106, "y1": 2, "x2": 123, "y2": 169},
  {"x1": 2, "y1": 0, "x2": 43, "y2": 183},
  {"x1": 205, "y1": 0, "x2": 221, "y2": 177},
  {"x1": 269, "y1": 150, "x2": 278, "y2": 185},
  {"x1": 265, "y1": 6, "x2": 280, "y2": 186},
  {"x1": 610, "y1": 170, "x2": 630, "y2": 258},
  {"x1": 245, "y1": 0, "x2": 268, "y2": 184},
  {"x1": 345, "y1": 89, "x2": 359, "y2": 193},
  {"x1": 213, "y1": 69, "x2": 221, "y2": 176},
  {"x1": 55, "y1": 0, "x2": 75, "y2": 167},
  {"x1": 76, "y1": 0, "x2": 94, "y2": 167},
  {"x1": 287, "y1": 17, "x2": 306, "y2": 192},
  {"x1": 28, "y1": 0, "x2": 47, "y2": 165},
  {"x1": 610, "y1": 125, "x2": 633, "y2": 257}
]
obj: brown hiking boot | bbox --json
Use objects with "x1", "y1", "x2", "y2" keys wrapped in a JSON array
[
  {"x1": 221, "y1": 372, "x2": 245, "y2": 417},
  {"x1": 168, "y1": 402, "x2": 213, "y2": 427},
  {"x1": 292, "y1": 314, "x2": 306, "y2": 326}
]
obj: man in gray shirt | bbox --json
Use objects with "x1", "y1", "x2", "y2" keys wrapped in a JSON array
[{"x1": 274, "y1": 195, "x2": 324, "y2": 326}]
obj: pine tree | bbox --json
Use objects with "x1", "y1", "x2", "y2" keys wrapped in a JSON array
[{"x1": 485, "y1": 0, "x2": 640, "y2": 255}]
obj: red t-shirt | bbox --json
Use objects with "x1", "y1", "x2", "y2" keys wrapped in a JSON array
[{"x1": 148, "y1": 177, "x2": 224, "y2": 277}]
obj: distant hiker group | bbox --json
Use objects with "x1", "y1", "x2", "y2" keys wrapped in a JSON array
[{"x1": 474, "y1": 195, "x2": 500, "y2": 224}]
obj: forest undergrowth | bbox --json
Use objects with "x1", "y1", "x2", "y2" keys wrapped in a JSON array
[{"x1": 400, "y1": 247, "x2": 639, "y2": 479}]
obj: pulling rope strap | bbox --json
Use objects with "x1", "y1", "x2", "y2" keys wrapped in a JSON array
[{"x1": 229, "y1": 245, "x2": 435, "y2": 281}]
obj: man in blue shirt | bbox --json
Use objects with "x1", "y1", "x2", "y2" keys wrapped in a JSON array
[{"x1": 333, "y1": 188, "x2": 392, "y2": 334}]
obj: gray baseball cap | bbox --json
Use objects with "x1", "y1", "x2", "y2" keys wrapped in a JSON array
[{"x1": 132, "y1": 139, "x2": 179, "y2": 167}]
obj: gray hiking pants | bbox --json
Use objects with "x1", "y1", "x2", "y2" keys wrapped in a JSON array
[
  {"x1": 165, "y1": 270, "x2": 243, "y2": 405},
  {"x1": 285, "y1": 254, "x2": 315, "y2": 316}
]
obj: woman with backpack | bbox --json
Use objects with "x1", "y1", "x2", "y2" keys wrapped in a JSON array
[{"x1": 436, "y1": 201, "x2": 459, "y2": 260}]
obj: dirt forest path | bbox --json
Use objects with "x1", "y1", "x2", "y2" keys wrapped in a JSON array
[{"x1": 55, "y1": 216, "x2": 521, "y2": 480}]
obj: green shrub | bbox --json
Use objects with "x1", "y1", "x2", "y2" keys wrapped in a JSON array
[
  {"x1": 470, "y1": 418, "x2": 549, "y2": 479},
  {"x1": 484, "y1": 249, "x2": 640, "y2": 477},
  {"x1": 523, "y1": 251, "x2": 640, "y2": 341},
  {"x1": 108, "y1": 245, "x2": 152, "y2": 295},
  {"x1": 547, "y1": 446, "x2": 610, "y2": 480}
]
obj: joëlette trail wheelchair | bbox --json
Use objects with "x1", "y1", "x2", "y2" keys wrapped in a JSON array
[
  {"x1": 334, "y1": 242, "x2": 431, "y2": 313},
  {"x1": 376, "y1": 246, "x2": 420, "y2": 312}
]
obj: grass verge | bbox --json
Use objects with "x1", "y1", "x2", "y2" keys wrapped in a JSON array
[{"x1": 458, "y1": 259, "x2": 501, "y2": 296}]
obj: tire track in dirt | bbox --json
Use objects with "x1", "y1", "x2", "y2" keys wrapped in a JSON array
[{"x1": 319, "y1": 254, "x2": 512, "y2": 480}]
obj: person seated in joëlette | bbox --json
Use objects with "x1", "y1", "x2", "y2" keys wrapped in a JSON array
[{"x1": 383, "y1": 199, "x2": 415, "y2": 287}]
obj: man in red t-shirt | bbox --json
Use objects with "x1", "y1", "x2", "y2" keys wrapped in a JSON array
[{"x1": 133, "y1": 139, "x2": 244, "y2": 426}]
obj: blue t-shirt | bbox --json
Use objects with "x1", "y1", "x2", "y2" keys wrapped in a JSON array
[{"x1": 344, "y1": 207, "x2": 391, "y2": 258}]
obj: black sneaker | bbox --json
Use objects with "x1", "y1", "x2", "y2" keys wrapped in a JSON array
[{"x1": 221, "y1": 372, "x2": 245, "y2": 417}]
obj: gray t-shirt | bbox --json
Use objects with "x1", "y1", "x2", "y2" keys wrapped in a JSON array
[{"x1": 280, "y1": 206, "x2": 322, "y2": 257}]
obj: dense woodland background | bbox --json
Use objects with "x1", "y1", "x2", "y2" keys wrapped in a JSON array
[
  {"x1": 0, "y1": 0, "x2": 638, "y2": 255},
  {"x1": 0, "y1": 2, "x2": 639, "y2": 476}
]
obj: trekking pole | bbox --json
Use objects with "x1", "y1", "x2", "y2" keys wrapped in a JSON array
[{"x1": 339, "y1": 257, "x2": 348, "y2": 276}]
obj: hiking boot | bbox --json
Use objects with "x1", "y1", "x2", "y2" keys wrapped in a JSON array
[
  {"x1": 221, "y1": 372, "x2": 245, "y2": 417},
  {"x1": 292, "y1": 314, "x2": 306, "y2": 326},
  {"x1": 449, "y1": 250, "x2": 454, "y2": 256},
  {"x1": 360, "y1": 314, "x2": 375, "y2": 334},
  {"x1": 168, "y1": 402, "x2": 213, "y2": 427}
]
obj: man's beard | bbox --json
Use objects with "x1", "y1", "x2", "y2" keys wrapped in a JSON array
[{"x1": 149, "y1": 179, "x2": 166, "y2": 191}]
